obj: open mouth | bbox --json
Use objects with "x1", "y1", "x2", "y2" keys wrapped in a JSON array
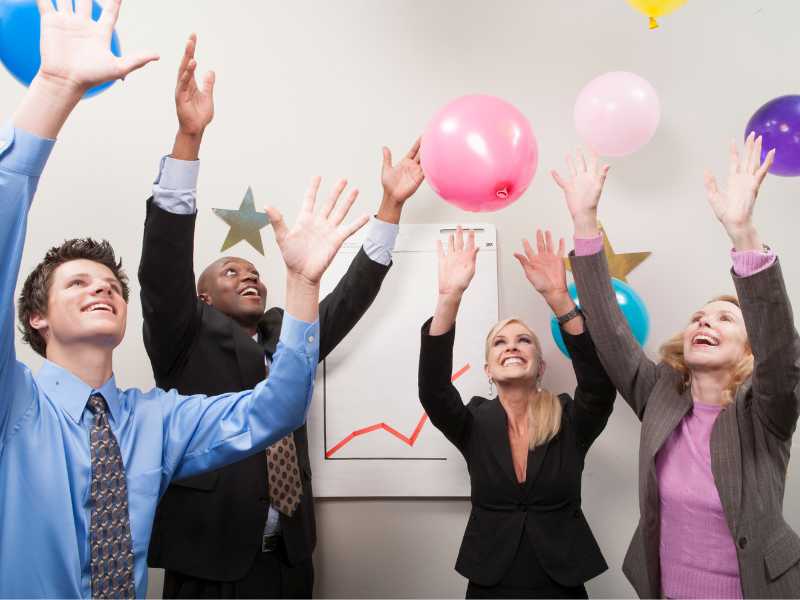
[
  {"x1": 501, "y1": 356, "x2": 525, "y2": 367},
  {"x1": 82, "y1": 301, "x2": 115, "y2": 315},
  {"x1": 692, "y1": 333, "x2": 719, "y2": 347},
  {"x1": 238, "y1": 286, "x2": 260, "y2": 298}
]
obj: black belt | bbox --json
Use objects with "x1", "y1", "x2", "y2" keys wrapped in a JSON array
[{"x1": 262, "y1": 533, "x2": 282, "y2": 553}]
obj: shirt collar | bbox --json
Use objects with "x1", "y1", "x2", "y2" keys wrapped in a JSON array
[{"x1": 35, "y1": 360, "x2": 122, "y2": 425}]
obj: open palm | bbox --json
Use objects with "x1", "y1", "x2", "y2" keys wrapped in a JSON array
[
  {"x1": 437, "y1": 227, "x2": 479, "y2": 296},
  {"x1": 382, "y1": 138, "x2": 424, "y2": 204},
  {"x1": 704, "y1": 132, "x2": 775, "y2": 234},
  {"x1": 266, "y1": 178, "x2": 369, "y2": 284},
  {"x1": 175, "y1": 34, "x2": 215, "y2": 136},
  {"x1": 514, "y1": 230, "x2": 567, "y2": 298},
  {"x1": 37, "y1": 0, "x2": 158, "y2": 90},
  {"x1": 551, "y1": 148, "x2": 610, "y2": 218}
]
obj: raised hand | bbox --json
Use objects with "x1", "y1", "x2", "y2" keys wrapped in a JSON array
[
  {"x1": 430, "y1": 227, "x2": 479, "y2": 335},
  {"x1": 175, "y1": 34, "x2": 215, "y2": 137},
  {"x1": 514, "y1": 230, "x2": 568, "y2": 300},
  {"x1": 36, "y1": 0, "x2": 159, "y2": 91},
  {"x1": 377, "y1": 138, "x2": 425, "y2": 223},
  {"x1": 437, "y1": 227, "x2": 479, "y2": 298},
  {"x1": 265, "y1": 178, "x2": 369, "y2": 285},
  {"x1": 704, "y1": 132, "x2": 775, "y2": 251},
  {"x1": 551, "y1": 148, "x2": 610, "y2": 238}
]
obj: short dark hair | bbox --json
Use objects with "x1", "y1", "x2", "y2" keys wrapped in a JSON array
[{"x1": 17, "y1": 239, "x2": 130, "y2": 357}]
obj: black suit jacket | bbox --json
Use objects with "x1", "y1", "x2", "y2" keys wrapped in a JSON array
[
  {"x1": 418, "y1": 318, "x2": 616, "y2": 587},
  {"x1": 140, "y1": 200, "x2": 390, "y2": 581}
]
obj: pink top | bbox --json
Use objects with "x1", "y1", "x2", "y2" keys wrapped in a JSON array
[
  {"x1": 574, "y1": 234, "x2": 775, "y2": 599},
  {"x1": 656, "y1": 402, "x2": 742, "y2": 598}
]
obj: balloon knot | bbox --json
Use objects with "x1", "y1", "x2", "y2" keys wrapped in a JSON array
[
  {"x1": 648, "y1": 16, "x2": 659, "y2": 29},
  {"x1": 496, "y1": 187, "x2": 509, "y2": 200}
]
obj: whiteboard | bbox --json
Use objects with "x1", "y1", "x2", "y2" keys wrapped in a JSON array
[{"x1": 307, "y1": 224, "x2": 498, "y2": 497}]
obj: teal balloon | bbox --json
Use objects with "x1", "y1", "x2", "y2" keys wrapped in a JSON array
[
  {"x1": 0, "y1": 0, "x2": 121, "y2": 99},
  {"x1": 550, "y1": 279, "x2": 650, "y2": 358}
]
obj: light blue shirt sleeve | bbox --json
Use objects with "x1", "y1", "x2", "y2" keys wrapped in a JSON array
[
  {"x1": 362, "y1": 217, "x2": 399, "y2": 266},
  {"x1": 0, "y1": 123, "x2": 55, "y2": 444},
  {"x1": 152, "y1": 155, "x2": 199, "y2": 215},
  {"x1": 164, "y1": 313, "x2": 320, "y2": 481}
]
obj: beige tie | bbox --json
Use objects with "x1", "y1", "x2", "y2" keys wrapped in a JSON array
[{"x1": 266, "y1": 433, "x2": 303, "y2": 516}]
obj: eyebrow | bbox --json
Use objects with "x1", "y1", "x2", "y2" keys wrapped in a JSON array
[
  {"x1": 221, "y1": 261, "x2": 257, "y2": 272},
  {"x1": 68, "y1": 274, "x2": 122, "y2": 287}
]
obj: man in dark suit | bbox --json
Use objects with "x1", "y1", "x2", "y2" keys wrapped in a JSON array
[{"x1": 140, "y1": 36, "x2": 425, "y2": 598}]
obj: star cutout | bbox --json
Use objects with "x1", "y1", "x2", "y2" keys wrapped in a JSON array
[
  {"x1": 566, "y1": 223, "x2": 651, "y2": 282},
  {"x1": 213, "y1": 187, "x2": 270, "y2": 255}
]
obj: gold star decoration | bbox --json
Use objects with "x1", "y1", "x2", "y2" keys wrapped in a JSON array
[
  {"x1": 565, "y1": 222, "x2": 651, "y2": 282},
  {"x1": 213, "y1": 187, "x2": 270, "y2": 255}
]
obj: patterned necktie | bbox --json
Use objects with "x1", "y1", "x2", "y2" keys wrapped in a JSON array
[
  {"x1": 87, "y1": 393, "x2": 136, "y2": 598},
  {"x1": 266, "y1": 433, "x2": 303, "y2": 516}
]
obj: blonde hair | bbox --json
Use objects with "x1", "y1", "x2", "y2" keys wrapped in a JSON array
[
  {"x1": 485, "y1": 318, "x2": 562, "y2": 449},
  {"x1": 659, "y1": 294, "x2": 754, "y2": 403}
]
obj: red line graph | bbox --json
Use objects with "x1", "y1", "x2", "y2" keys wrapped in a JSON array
[{"x1": 325, "y1": 363, "x2": 471, "y2": 458}]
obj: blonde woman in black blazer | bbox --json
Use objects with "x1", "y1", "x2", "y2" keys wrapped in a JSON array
[
  {"x1": 418, "y1": 227, "x2": 616, "y2": 598},
  {"x1": 558, "y1": 136, "x2": 800, "y2": 598}
]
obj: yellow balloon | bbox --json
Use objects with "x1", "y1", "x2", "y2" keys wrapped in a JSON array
[{"x1": 626, "y1": 0, "x2": 688, "y2": 29}]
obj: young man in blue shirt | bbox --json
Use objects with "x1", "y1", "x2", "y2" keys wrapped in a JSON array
[{"x1": 0, "y1": 0, "x2": 367, "y2": 597}]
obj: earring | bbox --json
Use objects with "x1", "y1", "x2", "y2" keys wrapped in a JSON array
[{"x1": 488, "y1": 378, "x2": 495, "y2": 397}]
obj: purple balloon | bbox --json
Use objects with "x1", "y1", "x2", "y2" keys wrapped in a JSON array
[{"x1": 745, "y1": 95, "x2": 800, "y2": 177}]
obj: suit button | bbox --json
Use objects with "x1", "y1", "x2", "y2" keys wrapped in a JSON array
[{"x1": 738, "y1": 537, "x2": 748, "y2": 549}]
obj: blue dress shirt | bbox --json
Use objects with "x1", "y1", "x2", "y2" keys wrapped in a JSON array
[
  {"x1": 0, "y1": 123, "x2": 321, "y2": 599},
  {"x1": 151, "y1": 155, "x2": 399, "y2": 537}
]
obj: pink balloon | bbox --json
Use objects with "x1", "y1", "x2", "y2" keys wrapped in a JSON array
[
  {"x1": 421, "y1": 95, "x2": 538, "y2": 212},
  {"x1": 574, "y1": 71, "x2": 661, "y2": 157}
]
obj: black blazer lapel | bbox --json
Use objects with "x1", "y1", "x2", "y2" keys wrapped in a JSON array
[
  {"x1": 258, "y1": 307, "x2": 283, "y2": 362},
  {"x1": 232, "y1": 319, "x2": 268, "y2": 388},
  {"x1": 484, "y1": 399, "x2": 519, "y2": 485}
]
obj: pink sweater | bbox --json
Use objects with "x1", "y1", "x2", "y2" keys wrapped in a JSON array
[{"x1": 574, "y1": 234, "x2": 775, "y2": 599}]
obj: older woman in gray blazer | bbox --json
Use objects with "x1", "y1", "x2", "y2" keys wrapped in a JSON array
[{"x1": 551, "y1": 134, "x2": 799, "y2": 599}]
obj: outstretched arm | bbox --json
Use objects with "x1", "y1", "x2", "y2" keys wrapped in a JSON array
[
  {"x1": 705, "y1": 134, "x2": 799, "y2": 439},
  {"x1": 140, "y1": 35, "x2": 215, "y2": 376},
  {"x1": 314, "y1": 138, "x2": 424, "y2": 358},
  {"x1": 430, "y1": 228, "x2": 479, "y2": 335},
  {"x1": 515, "y1": 229, "x2": 616, "y2": 446},
  {"x1": 2, "y1": 0, "x2": 156, "y2": 440},
  {"x1": 419, "y1": 227, "x2": 479, "y2": 449},
  {"x1": 555, "y1": 149, "x2": 659, "y2": 419}
]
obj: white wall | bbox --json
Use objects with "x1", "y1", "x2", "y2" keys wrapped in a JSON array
[{"x1": 2, "y1": 1, "x2": 799, "y2": 597}]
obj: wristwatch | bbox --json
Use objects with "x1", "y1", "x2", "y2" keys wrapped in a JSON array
[{"x1": 557, "y1": 306, "x2": 583, "y2": 325}]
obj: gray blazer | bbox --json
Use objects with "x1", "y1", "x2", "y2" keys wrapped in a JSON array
[{"x1": 571, "y1": 250, "x2": 800, "y2": 598}]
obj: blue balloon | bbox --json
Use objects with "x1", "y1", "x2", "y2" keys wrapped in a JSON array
[
  {"x1": 550, "y1": 278, "x2": 650, "y2": 358},
  {"x1": 0, "y1": 0, "x2": 121, "y2": 99}
]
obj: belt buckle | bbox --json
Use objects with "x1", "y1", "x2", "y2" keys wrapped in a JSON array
[{"x1": 262, "y1": 534, "x2": 280, "y2": 553}]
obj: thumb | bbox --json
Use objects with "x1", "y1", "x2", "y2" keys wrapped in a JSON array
[
  {"x1": 264, "y1": 206, "x2": 287, "y2": 241},
  {"x1": 117, "y1": 52, "x2": 160, "y2": 80},
  {"x1": 382, "y1": 147, "x2": 392, "y2": 170}
]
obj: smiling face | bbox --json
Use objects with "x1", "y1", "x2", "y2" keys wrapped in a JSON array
[
  {"x1": 29, "y1": 259, "x2": 128, "y2": 354},
  {"x1": 682, "y1": 299, "x2": 749, "y2": 373},
  {"x1": 198, "y1": 257, "x2": 268, "y2": 327},
  {"x1": 484, "y1": 319, "x2": 545, "y2": 386}
]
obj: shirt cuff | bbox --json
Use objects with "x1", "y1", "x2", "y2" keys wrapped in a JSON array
[
  {"x1": 0, "y1": 123, "x2": 56, "y2": 177},
  {"x1": 574, "y1": 234, "x2": 603, "y2": 256},
  {"x1": 154, "y1": 155, "x2": 200, "y2": 190},
  {"x1": 362, "y1": 217, "x2": 400, "y2": 266},
  {"x1": 279, "y1": 313, "x2": 320, "y2": 357},
  {"x1": 731, "y1": 246, "x2": 776, "y2": 277}
]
